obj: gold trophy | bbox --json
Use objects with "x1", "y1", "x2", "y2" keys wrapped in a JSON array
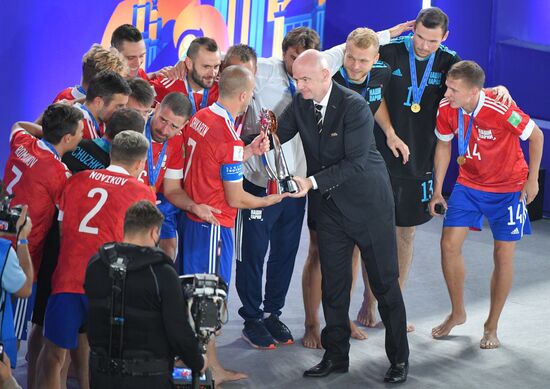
[{"x1": 258, "y1": 109, "x2": 298, "y2": 194}]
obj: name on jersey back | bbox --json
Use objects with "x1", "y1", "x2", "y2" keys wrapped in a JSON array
[
  {"x1": 15, "y1": 145, "x2": 38, "y2": 168},
  {"x1": 189, "y1": 117, "x2": 209, "y2": 136},
  {"x1": 89, "y1": 170, "x2": 128, "y2": 186}
]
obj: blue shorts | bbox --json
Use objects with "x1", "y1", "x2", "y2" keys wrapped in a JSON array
[
  {"x1": 180, "y1": 213, "x2": 233, "y2": 285},
  {"x1": 44, "y1": 293, "x2": 88, "y2": 349},
  {"x1": 157, "y1": 193, "x2": 181, "y2": 239},
  {"x1": 444, "y1": 184, "x2": 531, "y2": 241},
  {"x1": 12, "y1": 282, "x2": 37, "y2": 340}
]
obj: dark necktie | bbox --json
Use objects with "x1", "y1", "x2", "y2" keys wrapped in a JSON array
[{"x1": 314, "y1": 104, "x2": 323, "y2": 134}]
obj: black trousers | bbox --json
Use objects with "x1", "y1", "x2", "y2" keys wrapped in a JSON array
[{"x1": 317, "y1": 197, "x2": 409, "y2": 365}]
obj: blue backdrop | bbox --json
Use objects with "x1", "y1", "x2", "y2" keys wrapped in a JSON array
[{"x1": 1, "y1": 0, "x2": 548, "y2": 214}]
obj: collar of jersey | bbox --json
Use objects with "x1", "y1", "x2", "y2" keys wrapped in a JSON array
[
  {"x1": 106, "y1": 164, "x2": 131, "y2": 176},
  {"x1": 37, "y1": 139, "x2": 61, "y2": 160},
  {"x1": 465, "y1": 90, "x2": 485, "y2": 117},
  {"x1": 210, "y1": 102, "x2": 233, "y2": 122}
]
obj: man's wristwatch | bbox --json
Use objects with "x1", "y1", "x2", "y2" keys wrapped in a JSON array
[{"x1": 17, "y1": 239, "x2": 29, "y2": 246}]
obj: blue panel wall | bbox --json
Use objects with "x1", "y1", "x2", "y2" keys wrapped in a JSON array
[
  {"x1": 0, "y1": 0, "x2": 119, "y2": 170},
  {"x1": 323, "y1": 1, "x2": 420, "y2": 49}
]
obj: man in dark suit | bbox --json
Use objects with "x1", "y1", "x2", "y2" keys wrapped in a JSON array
[{"x1": 280, "y1": 50, "x2": 409, "y2": 383}]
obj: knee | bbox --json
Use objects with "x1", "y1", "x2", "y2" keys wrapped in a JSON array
[
  {"x1": 397, "y1": 226, "x2": 416, "y2": 243},
  {"x1": 440, "y1": 236, "x2": 461, "y2": 257}
]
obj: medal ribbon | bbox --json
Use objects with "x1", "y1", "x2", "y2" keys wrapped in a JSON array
[
  {"x1": 186, "y1": 77, "x2": 209, "y2": 115},
  {"x1": 457, "y1": 108, "x2": 475, "y2": 159},
  {"x1": 144, "y1": 115, "x2": 168, "y2": 189},
  {"x1": 41, "y1": 140, "x2": 60, "y2": 160},
  {"x1": 408, "y1": 36, "x2": 436, "y2": 106},
  {"x1": 340, "y1": 67, "x2": 370, "y2": 100},
  {"x1": 287, "y1": 73, "x2": 296, "y2": 97},
  {"x1": 76, "y1": 85, "x2": 86, "y2": 96},
  {"x1": 80, "y1": 104, "x2": 102, "y2": 138}
]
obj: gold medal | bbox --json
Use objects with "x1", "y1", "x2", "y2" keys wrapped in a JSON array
[
  {"x1": 150, "y1": 185, "x2": 157, "y2": 193},
  {"x1": 411, "y1": 103, "x2": 421, "y2": 113},
  {"x1": 457, "y1": 156, "x2": 466, "y2": 166}
]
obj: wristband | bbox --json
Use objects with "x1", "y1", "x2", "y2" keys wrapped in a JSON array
[{"x1": 17, "y1": 239, "x2": 29, "y2": 245}]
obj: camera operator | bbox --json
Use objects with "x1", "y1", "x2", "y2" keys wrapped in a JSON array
[
  {"x1": 0, "y1": 205, "x2": 33, "y2": 371},
  {"x1": 84, "y1": 200, "x2": 206, "y2": 389}
]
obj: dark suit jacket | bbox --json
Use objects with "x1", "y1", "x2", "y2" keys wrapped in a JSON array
[{"x1": 277, "y1": 81, "x2": 394, "y2": 224}]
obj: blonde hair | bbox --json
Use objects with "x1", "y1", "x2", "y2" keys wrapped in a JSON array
[
  {"x1": 346, "y1": 28, "x2": 379, "y2": 50},
  {"x1": 82, "y1": 44, "x2": 129, "y2": 84}
]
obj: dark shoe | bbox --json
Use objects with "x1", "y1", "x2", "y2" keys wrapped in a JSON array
[
  {"x1": 384, "y1": 362, "x2": 408, "y2": 383},
  {"x1": 264, "y1": 314, "x2": 294, "y2": 344},
  {"x1": 242, "y1": 319, "x2": 277, "y2": 349},
  {"x1": 303, "y1": 358, "x2": 349, "y2": 378}
]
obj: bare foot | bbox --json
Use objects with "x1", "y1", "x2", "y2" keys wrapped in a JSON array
[
  {"x1": 480, "y1": 328, "x2": 500, "y2": 349},
  {"x1": 350, "y1": 320, "x2": 368, "y2": 340},
  {"x1": 357, "y1": 300, "x2": 379, "y2": 327},
  {"x1": 432, "y1": 313, "x2": 467, "y2": 338},
  {"x1": 302, "y1": 324, "x2": 322, "y2": 349},
  {"x1": 211, "y1": 366, "x2": 248, "y2": 385},
  {"x1": 407, "y1": 323, "x2": 416, "y2": 333}
]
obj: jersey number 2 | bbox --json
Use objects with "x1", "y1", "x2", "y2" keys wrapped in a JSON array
[{"x1": 78, "y1": 188, "x2": 108, "y2": 234}]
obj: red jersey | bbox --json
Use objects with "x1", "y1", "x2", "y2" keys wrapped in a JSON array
[
  {"x1": 137, "y1": 122, "x2": 185, "y2": 193},
  {"x1": 52, "y1": 165, "x2": 156, "y2": 294},
  {"x1": 436, "y1": 90, "x2": 534, "y2": 192},
  {"x1": 52, "y1": 85, "x2": 86, "y2": 103},
  {"x1": 150, "y1": 76, "x2": 219, "y2": 111},
  {"x1": 183, "y1": 103, "x2": 245, "y2": 228},
  {"x1": 138, "y1": 68, "x2": 149, "y2": 81},
  {"x1": 3, "y1": 129, "x2": 70, "y2": 279},
  {"x1": 74, "y1": 102, "x2": 105, "y2": 140}
]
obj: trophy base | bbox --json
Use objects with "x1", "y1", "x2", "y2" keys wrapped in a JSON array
[
  {"x1": 267, "y1": 177, "x2": 298, "y2": 194},
  {"x1": 280, "y1": 177, "x2": 298, "y2": 194}
]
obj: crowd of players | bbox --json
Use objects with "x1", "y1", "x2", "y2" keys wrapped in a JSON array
[{"x1": 1, "y1": 5, "x2": 543, "y2": 388}]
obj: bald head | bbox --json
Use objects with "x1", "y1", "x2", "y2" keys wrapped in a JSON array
[
  {"x1": 292, "y1": 49, "x2": 331, "y2": 102},
  {"x1": 218, "y1": 65, "x2": 255, "y2": 99}
]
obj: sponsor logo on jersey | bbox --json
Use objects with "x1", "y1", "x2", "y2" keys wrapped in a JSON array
[
  {"x1": 511, "y1": 227, "x2": 519, "y2": 235},
  {"x1": 428, "y1": 71, "x2": 442, "y2": 86},
  {"x1": 507, "y1": 111, "x2": 522, "y2": 128},
  {"x1": 477, "y1": 128, "x2": 495, "y2": 140},
  {"x1": 369, "y1": 87, "x2": 382, "y2": 102},
  {"x1": 392, "y1": 68, "x2": 402, "y2": 77}
]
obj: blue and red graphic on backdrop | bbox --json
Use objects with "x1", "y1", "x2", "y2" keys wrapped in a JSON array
[{"x1": 101, "y1": 0, "x2": 326, "y2": 72}]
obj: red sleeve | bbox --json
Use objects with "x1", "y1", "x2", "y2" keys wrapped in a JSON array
[
  {"x1": 435, "y1": 99, "x2": 455, "y2": 141},
  {"x1": 502, "y1": 104, "x2": 533, "y2": 139},
  {"x1": 151, "y1": 77, "x2": 185, "y2": 104},
  {"x1": 218, "y1": 139, "x2": 245, "y2": 165}
]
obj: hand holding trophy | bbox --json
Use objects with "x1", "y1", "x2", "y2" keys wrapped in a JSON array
[{"x1": 258, "y1": 109, "x2": 299, "y2": 194}]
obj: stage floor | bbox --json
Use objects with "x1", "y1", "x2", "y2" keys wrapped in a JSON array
[{"x1": 14, "y1": 216, "x2": 550, "y2": 388}]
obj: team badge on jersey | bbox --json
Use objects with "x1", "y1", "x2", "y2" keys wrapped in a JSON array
[{"x1": 233, "y1": 145, "x2": 244, "y2": 162}]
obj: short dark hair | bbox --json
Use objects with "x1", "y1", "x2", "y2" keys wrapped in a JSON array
[
  {"x1": 42, "y1": 104, "x2": 84, "y2": 144},
  {"x1": 111, "y1": 24, "x2": 143, "y2": 50},
  {"x1": 187, "y1": 37, "x2": 218, "y2": 60},
  {"x1": 105, "y1": 108, "x2": 145, "y2": 140},
  {"x1": 110, "y1": 130, "x2": 149, "y2": 165},
  {"x1": 123, "y1": 200, "x2": 164, "y2": 237},
  {"x1": 218, "y1": 65, "x2": 254, "y2": 98},
  {"x1": 86, "y1": 70, "x2": 131, "y2": 104},
  {"x1": 416, "y1": 7, "x2": 449, "y2": 34},
  {"x1": 128, "y1": 77, "x2": 155, "y2": 107},
  {"x1": 224, "y1": 44, "x2": 257, "y2": 67},
  {"x1": 447, "y1": 60, "x2": 485, "y2": 89},
  {"x1": 282, "y1": 27, "x2": 320, "y2": 53},
  {"x1": 160, "y1": 92, "x2": 192, "y2": 119}
]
